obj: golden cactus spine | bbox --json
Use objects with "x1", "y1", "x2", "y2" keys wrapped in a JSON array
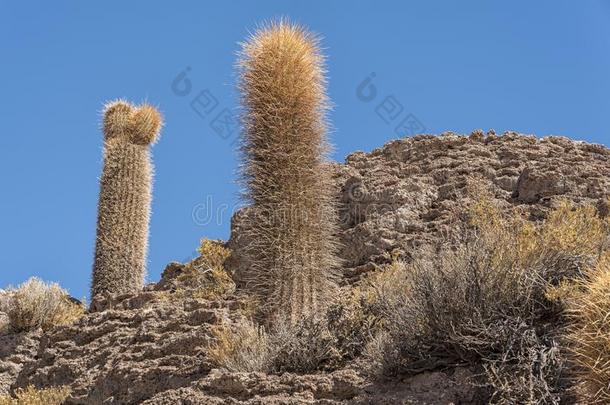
[
  {"x1": 91, "y1": 101, "x2": 162, "y2": 298},
  {"x1": 238, "y1": 20, "x2": 339, "y2": 323}
]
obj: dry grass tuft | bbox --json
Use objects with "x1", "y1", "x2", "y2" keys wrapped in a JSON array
[
  {"x1": 0, "y1": 278, "x2": 84, "y2": 334},
  {"x1": 208, "y1": 319, "x2": 273, "y2": 372},
  {"x1": 0, "y1": 385, "x2": 70, "y2": 405},
  {"x1": 208, "y1": 315, "x2": 341, "y2": 373},
  {"x1": 270, "y1": 316, "x2": 340, "y2": 373},
  {"x1": 160, "y1": 239, "x2": 235, "y2": 302},
  {"x1": 566, "y1": 255, "x2": 610, "y2": 403}
]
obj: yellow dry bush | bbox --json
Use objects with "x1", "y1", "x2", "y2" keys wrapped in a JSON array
[
  {"x1": 207, "y1": 319, "x2": 272, "y2": 372},
  {"x1": 359, "y1": 256, "x2": 409, "y2": 323},
  {"x1": 194, "y1": 239, "x2": 235, "y2": 298},
  {"x1": 197, "y1": 238, "x2": 231, "y2": 270},
  {"x1": 469, "y1": 186, "x2": 609, "y2": 279},
  {"x1": 326, "y1": 285, "x2": 382, "y2": 362},
  {"x1": 0, "y1": 385, "x2": 70, "y2": 405},
  {"x1": 467, "y1": 181, "x2": 539, "y2": 268},
  {"x1": 208, "y1": 314, "x2": 340, "y2": 373},
  {"x1": 172, "y1": 268, "x2": 234, "y2": 301},
  {"x1": 1, "y1": 278, "x2": 84, "y2": 333},
  {"x1": 166, "y1": 239, "x2": 235, "y2": 302},
  {"x1": 365, "y1": 187, "x2": 610, "y2": 402},
  {"x1": 541, "y1": 199, "x2": 608, "y2": 257},
  {"x1": 566, "y1": 254, "x2": 610, "y2": 404},
  {"x1": 468, "y1": 181, "x2": 505, "y2": 232}
]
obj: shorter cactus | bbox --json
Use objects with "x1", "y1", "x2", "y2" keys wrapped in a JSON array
[{"x1": 91, "y1": 100, "x2": 162, "y2": 298}]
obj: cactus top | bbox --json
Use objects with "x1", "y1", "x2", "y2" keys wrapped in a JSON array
[
  {"x1": 238, "y1": 20, "x2": 327, "y2": 118},
  {"x1": 103, "y1": 101, "x2": 163, "y2": 145}
]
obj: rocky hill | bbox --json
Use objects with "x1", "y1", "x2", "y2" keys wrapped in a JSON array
[
  {"x1": 230, "y1": 130, "x2": 610, "y2": 283},
  {"x1": 1, "y1": 131, "x2": 609, "y2": 404}
]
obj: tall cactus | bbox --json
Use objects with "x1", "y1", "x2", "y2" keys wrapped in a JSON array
[
  {"x1": 238, "y1": 20, "x2": 339, "y2": 323},
  {"x1": 91, "y1": 101, "x2": 162, "y2": 298}
]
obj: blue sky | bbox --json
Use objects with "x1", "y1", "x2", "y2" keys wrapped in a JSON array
[{"x1": 1, "y1": 1, "x2": 609, "y2": 300}]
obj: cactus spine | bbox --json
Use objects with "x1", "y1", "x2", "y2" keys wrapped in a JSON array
[
  {"x1": 91, "y1": 101, "x2": 162, "y2": 298},
  {"x1": 238, "y1": 21, "x2": 339, "y2": 323}
]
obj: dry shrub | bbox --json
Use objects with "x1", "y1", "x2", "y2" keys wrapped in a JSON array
[
  {"x1": 165, "y1": 239, "x2": 235, "y2": 301},
  {"x1": 0, "y1": 278, "x2": 84, "y2": 333},
  {"x1": 566, "y1": 255, "x2": 610, "y2": 403},
  {"x1": 208, "y1": 315, "x2": 340, "y2": 373},
  {"x1": 270, "y1": 317, "x2": 340, "y2": 373},
  {"x1": 470, "y1": 189, "x2": 607, "y2": 271},
  {"x1": 194, "y1": 239, "x2": 235, "y2": 297},
  {"x1": 326, "y1": 287, "x2": 381, "y2": 362},
  {"x1": 482, "y1": 334, "x2": 564, "y2": 404},
  {"x1": 197, "y1": 238, "x2": 232, "y2": 269},
  {"x1": 364, "y1": 195, "x2": 609, "y2": 404},
  {"x1": 0, "y1": 385, "x2": 70, "y2": 405},
  {"x1": 208, "y1": 319, "x2": 273, "y2": 372},
  {"x1": 541, "y1": 200, "x2": 609, "y2": 257},
  {"x1": 365, "y1": 241, "x2": 567, "y2": 403},
  {"x1": 208, "y1": 282, "x2": 380, "y2": 373}
]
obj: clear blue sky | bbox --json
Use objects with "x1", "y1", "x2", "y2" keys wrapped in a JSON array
[{"x1": 1, "y1": 1, "x2": 609, "y2": 300}]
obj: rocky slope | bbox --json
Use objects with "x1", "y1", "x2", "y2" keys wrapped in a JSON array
[
  {"x1": 229, "y1": 130, "x2": 610, "y2": 283},
  {"x1": 1, "y1": 131, "x2": 609, "y2": 404}
]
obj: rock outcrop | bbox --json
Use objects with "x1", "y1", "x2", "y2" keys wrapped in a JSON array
[
  {"x1": 0, "y1": 262, "x2": 477, "y2": 404},
  {"x1": 229, "y1": 131, "x2": 610, "y2": 283},
  {"x1": 1, "y1": 131, "x2": 609, "y2": 404}
]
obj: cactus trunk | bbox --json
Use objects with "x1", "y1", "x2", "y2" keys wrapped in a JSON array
[
  {"x1": 238, "y1": 20, "x2": 339, "y2": 323},
  {"x1": 91, "y1": 101, "x2": 162, "y2": 299}
]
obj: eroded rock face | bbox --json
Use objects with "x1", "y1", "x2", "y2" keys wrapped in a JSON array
[
  {"x1": 141, "y1": 367, "x2": 479, "y2": 405},
  {"x1": 12, "y1": 295, "x2": 227, "y2": 403},
  {"x1": 228, "y1": 131, "x2": 610, "y2": 283},
  {"x1": 1, "y1": 132, "x2": 609, "y2": 404},
  {"x1": 0, "y1": 331, "x2": 41, "y2": 396},
  {"x1": 0, "y1": 264, "x2": 480, "y2": 405}
]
